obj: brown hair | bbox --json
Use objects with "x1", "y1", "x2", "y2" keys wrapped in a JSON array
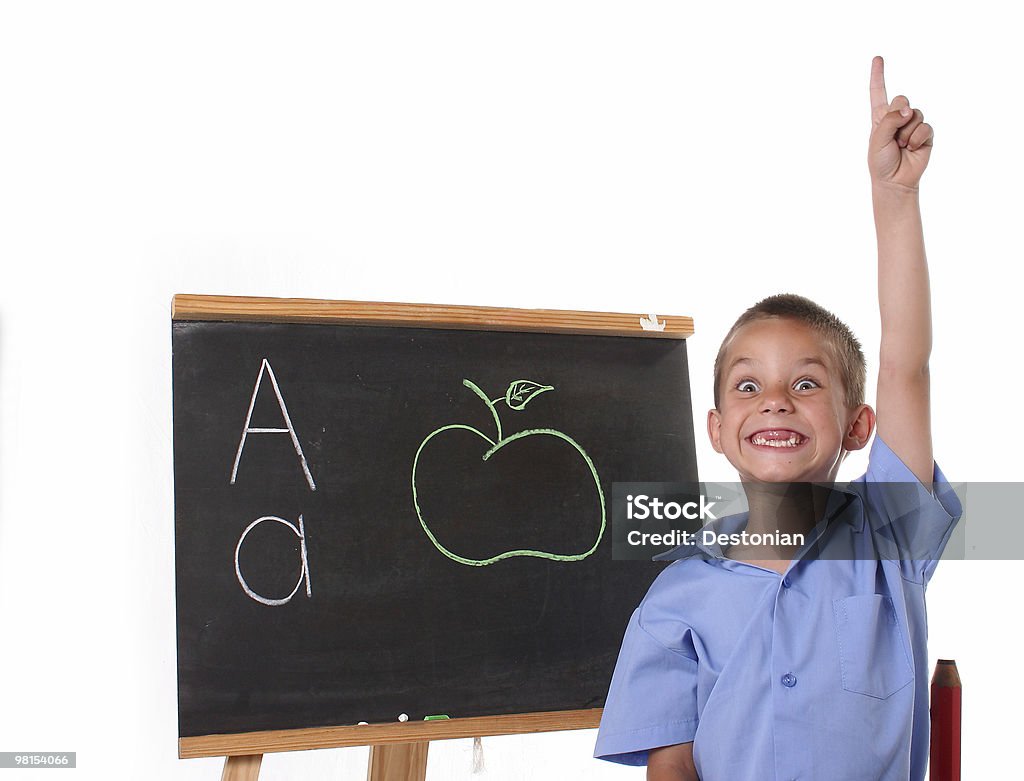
[{"x1": 713, "y1": 293, "x2": 866, "y2": 409}]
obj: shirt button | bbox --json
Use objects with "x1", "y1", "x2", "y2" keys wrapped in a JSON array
[
  {"x1": 782, "y1": 576, "x2": 792, "y2": 588},
  {"x1": 781, "y1": 673, "x2": 797, "y2": 688}
]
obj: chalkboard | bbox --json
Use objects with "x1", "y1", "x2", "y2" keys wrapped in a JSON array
[{"x1": 172, "y1": 296, "x2": 697, "y2": 750}]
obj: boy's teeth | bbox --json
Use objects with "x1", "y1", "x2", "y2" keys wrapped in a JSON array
[{"x1": 751, "y1": 432, "x2": 803, "y2": 447}]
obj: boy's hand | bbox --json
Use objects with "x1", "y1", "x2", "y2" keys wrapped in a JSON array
[{"x1": 868, "y1": 55, "x2": 933, "y2": 190}]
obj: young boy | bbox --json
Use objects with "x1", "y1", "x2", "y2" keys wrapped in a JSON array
[{"x1": 593, "y1": 56, "x2": 962, "y2": 780}]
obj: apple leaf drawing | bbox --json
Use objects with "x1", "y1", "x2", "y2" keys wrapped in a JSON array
[{"x1": 504, "y1": 379, "x2": 553, "y2": 411}]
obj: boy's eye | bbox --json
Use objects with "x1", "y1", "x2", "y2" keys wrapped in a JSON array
[
  {"x1": 736, "y1": 380, "x2": 760, "y2": 393},
  {"x1": 794, "y1": 378, "x2": 819, "y2": 391}
]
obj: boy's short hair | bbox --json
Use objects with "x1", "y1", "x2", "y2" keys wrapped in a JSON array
[{"x1": 713, "y1": 293, "x2": 866, "y2": 410}]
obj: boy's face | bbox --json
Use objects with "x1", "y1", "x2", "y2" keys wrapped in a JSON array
[{"x1": 708, "y1": 317, "x2": 874, "y2": 483}]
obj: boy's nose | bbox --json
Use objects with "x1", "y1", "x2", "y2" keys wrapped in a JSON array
[{"x1": 761, "y1": 389, "x2": 792, "y2": 413}]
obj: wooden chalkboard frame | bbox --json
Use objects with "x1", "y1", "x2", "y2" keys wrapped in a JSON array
[
  {"x1": 172, "y1": 294, "x2": 694, "y2": 338},
  {"x1": 179, "y1": 708, "x2": 599, "y2": 758},
  {"x1": 172, "y1": 293, "x2": 694, "y2": 759}
]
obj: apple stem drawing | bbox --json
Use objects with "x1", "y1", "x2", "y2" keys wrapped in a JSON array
[{"x1": 412, "y1": 378, "x2": 607, "y2": 566}]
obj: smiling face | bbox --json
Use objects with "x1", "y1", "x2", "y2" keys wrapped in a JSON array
[{"x1": 708, "y1": 317, "x2": 875, "y2": 484}]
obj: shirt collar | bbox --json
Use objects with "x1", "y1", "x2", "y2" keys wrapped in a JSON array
[{"x1": 651, "y1": 482, "x2": 863, "y2": 562}]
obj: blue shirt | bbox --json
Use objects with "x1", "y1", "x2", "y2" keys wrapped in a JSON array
[{"x1": 593, "y1": 436, "x2": 962, "y2": 780}]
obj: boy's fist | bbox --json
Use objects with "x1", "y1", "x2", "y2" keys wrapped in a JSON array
[{"x1": 868, "y1": 55, "x2": 933, "y2": 190}]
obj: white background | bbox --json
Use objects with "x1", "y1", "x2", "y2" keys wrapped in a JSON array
[{"x1": 0, "y1": 2, "x2": 1019, "y2": 779}]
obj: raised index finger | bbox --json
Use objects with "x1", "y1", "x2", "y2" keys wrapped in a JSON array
[{"x1": 870, "y1": 55, "x2": 888, "y2": 113}]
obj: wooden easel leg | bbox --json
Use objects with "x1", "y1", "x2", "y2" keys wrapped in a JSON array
[
  {"x1": 366, "y1": 742, "x2": 429, "y2": 781},
  {"x1": 221, "y1": 754, "x2": 263, "y2": 781}
]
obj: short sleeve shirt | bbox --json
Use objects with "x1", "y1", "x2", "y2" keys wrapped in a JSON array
[{"x1": 593, "y1": 436, "x2": 962, "y2": 781}]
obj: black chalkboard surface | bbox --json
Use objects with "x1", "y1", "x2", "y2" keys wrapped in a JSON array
[{"x1": 172, "y1": 296, "x2": 697, "y2": 746}]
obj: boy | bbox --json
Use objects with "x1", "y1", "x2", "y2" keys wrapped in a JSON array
[{"x1": 593, "y1": 56, "x2": 962, "y2": 780}]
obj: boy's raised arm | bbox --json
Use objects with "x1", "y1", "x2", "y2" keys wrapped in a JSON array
[{"x1": 867, "y1": 55, "x2": 935, "y2": 487}]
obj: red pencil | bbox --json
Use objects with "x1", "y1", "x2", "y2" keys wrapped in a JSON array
[{"x1": 930, "y1": 659, "x2": 961, "y2": 781}]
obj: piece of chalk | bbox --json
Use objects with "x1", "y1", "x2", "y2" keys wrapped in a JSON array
[
  {"x1": 398, "y1": 713, "x2": 409, "y2": 722},
  {"x1": 424, "y1": 714, "x2": 450, "y2": 721}
]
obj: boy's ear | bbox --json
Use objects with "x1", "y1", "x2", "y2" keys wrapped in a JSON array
[
  {"x1": 843, "y1": 404, "x2": 876, "y2": 451},
  {"x1": 707, "y1": 408, "x2": 725, "y2": 453}
]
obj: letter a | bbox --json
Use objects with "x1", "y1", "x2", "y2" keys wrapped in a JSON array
[
  {"x1": 235, "y1": 514, "x2": 313, "y2": 606},
  {"x1": 230, "y1": 358, "x2": 317, "y2": 490}
]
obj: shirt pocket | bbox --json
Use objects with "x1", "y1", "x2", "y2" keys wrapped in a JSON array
[{"x1": 832, "y1": 594, "x2": 914, "y2": 699}]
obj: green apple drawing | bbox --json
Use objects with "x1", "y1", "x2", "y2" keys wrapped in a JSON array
[{"x1": 411, "y1": 378, "x2": 606, "y2": 566}]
